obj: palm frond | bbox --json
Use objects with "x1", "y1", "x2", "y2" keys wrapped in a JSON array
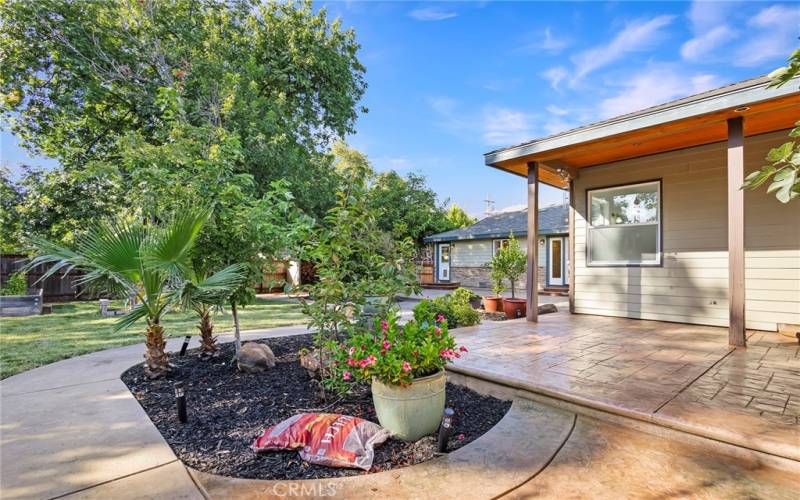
[
  {"x1": 142, "y1": 208, "x2": 212, "y2": 279},
  {"x1": 75, "y1": 219, "x2": 146, "y2": 281},
  {"x1": 175, "y1": 263, "x2": 248, "y2": 309},
  {"x1": 112, "y1": 303, "x2": 150, "y2": 332}
]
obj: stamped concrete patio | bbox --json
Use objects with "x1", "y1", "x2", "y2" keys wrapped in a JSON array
[{"x1": 449, "y1": 310, "x2": 800, "y2": 462}]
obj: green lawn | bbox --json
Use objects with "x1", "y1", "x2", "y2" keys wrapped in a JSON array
[{"x1": 0, "y1": 297, "x2": 306, "y2": 379}]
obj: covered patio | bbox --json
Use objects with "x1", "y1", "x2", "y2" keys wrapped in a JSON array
[{"x1": 449, "y1": 311, "x2": 799, "y2": 462}]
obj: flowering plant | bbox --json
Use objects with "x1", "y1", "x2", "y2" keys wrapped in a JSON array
[{"x1": 335, "y1": 308, "x2": 467, "y2": 387}]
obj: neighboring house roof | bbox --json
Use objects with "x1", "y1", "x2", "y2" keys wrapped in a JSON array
[
  {"x1": 423, "y1": 205, "x2": 568, "y2": 243},
  {"x1": 484, "y1": 75, "x2": 799, "y2": 167}
]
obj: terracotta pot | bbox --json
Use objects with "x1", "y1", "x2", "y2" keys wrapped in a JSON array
[
  {"x1": 483, "y1": 296, "x2": 503, "y2": 312},
  {"x1": 503, "y1": 298, "x2": 527, "y2": 319}
]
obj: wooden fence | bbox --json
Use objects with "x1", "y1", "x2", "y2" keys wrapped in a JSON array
[{"x1": 0, "y1": 254, "x2": 89, "y2": 302}]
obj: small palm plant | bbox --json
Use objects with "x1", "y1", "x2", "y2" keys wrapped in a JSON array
[
  {"x1": 28, "y1": 208, "x2": 244, "y2": 378},
  {"x1": 179, "y1": 264, "x2": 247, "y2": 359}
]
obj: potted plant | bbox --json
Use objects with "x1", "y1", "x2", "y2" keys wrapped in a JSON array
[
  {"x1": 336, "y1": 307, "x2": 467, "y2": 441},
  {"x1": 483, "y1": 267, "x2": 505, "y2": 312},
  {"x1": 492, "y1": 234, "x2": 527, "y2": 319}
]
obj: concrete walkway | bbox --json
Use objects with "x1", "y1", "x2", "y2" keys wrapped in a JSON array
[{"x1": 2, "y1": 322, "x2": 798, "y2": 499}]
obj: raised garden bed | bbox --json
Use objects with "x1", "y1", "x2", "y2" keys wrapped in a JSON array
[{"x1": 121, "y1": 334, "x2": 511, "y2": 480}]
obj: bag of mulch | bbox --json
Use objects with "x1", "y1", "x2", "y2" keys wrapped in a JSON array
[{"x1": 251, "y1": 413, "x2": 391, "y2": 470}]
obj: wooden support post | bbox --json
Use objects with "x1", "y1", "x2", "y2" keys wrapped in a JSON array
[
  {"x1": 527, "y1": 162, "x2": 539, "y2": 322},
  {"x1": 727, "y1": 117, "x2": 746, "y2": 347},
  {"x1": 568, "y1": 179, "x2": 576, "y2": 314}
]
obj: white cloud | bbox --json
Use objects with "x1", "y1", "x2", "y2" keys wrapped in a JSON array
[
  {"x1": 571, "y1": 15, "x2": 675, "y2": 82},
  {"x1": 409, "y1": 7, "x2": 457, "y2": 21},
  {"x1": 542, "y1": 66, "x2": 568, "y2": 90},
  {"x1": 600, "y1": 66, "x2": 720, "y2": 119},
  {"x1": 680, "y1": 1, "x2": 737, "y2": 61},
  {"x1": 522, "y1": 27, "x2": 570, "y2": 54},
  {"x1": 546, "y1": 105, "x2": 569, "y2": 116},
  {"x1": 428, "y1": 96, "x2": 458, "y2": 115},
  {"x1": 482, "y1": 106, "x2": 533, "y2": 146},
  {"x1": 734, "y1": 5, "x2": 800, "y2": 67},
  {"x1": 681, "y1": 25, "x2": 737, "y2": 61}
]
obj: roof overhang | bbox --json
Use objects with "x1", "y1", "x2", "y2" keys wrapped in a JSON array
[{"x1": 484, "y1": 77, "x2": 800, "y2": 189}]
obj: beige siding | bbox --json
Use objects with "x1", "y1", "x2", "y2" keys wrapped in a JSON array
[{"x1": 573, "y1": 130, "x2": 800, "y2": 331}]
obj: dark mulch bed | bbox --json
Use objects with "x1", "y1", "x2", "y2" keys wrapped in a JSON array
[{"x1": 121, "y1": 334, "x2": 511, "y2": 480}]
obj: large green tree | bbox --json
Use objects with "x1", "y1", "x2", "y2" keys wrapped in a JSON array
[{"x1": 0, "y1": 0, "x2": 365, "y2": 222}]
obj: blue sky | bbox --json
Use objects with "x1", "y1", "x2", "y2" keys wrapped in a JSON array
[{"x1": 2, "y1": 1, "x2": 799, "y2": 218}]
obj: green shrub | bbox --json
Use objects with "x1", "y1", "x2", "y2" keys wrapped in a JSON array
[
  {"x1": 412, "y1": 289, "x2": 480, "y2": 329},
  {"x1": 1, "y1": 271, "x2": 28, "y2": 296}
]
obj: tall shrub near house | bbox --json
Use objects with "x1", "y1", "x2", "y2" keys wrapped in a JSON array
[
  {"x1": 491, "y1": 234, "x2": 527, "y2": 299},
  {"x1": 28, "y1": 209, "x2": 245, "y2": 378},
  {"x1": 302, "y1": 148, "x2": 419, "y2": 391}
]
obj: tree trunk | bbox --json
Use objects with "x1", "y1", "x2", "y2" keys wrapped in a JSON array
[
  {"x1": 231, "y1": 301, "x2": 241, "y2": 355},
  {"x1": 198, "y1": 308, "x2": 218, "y2": 358},
  {"x1": 510, "y1": 279, "x2": 516, "y2": 299},
  {"x1": 144, "y1": 320, "x2": 169, "y2": 378}
]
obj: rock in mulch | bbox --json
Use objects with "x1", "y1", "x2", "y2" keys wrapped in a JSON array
[
  {"x1": 121, "y1": 334, "x2": 511, "y2": 481},
  {"x1": 236, "y1": 342, "x2": 276, "y2": 373}
]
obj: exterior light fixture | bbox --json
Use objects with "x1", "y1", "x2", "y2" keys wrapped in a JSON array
[
  {"x1": 734, "y1": 106, "x2": 750, "y2": 113},
  {"x1": 437, "y1": 407, "x2": 455, "y2": 452},
  {"x1": 556, "y1": 168, "x2": 571, "y2": 181},
  {"x1": 175, "y1": 381, "x2": 188, "y2": 424},
  {"x1": 179, "y1": 335, "x2": 191, "y2": 356}
]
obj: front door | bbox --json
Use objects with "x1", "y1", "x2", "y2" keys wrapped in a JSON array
[
  {"x1": 548, "y1": 237, "x2": 565, "y2": 286},
  {"x1": 437, "y1": 243, "x2": 451, "y2": 282}
]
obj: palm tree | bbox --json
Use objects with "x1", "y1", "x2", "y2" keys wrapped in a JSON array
[
  {"x1": 178, "y1": 264, "x2": 247, "y2": 358},
  {"x1": 28, "y1": 208, "x2": 243, "y2": 378}
]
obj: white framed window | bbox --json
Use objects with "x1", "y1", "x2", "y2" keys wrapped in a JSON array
[
  {"x1": 492, "y1": 238, "x2": 509, "y2": 256},
  {"x1": 587, "y1": 180, "x2": 661, "y2": 266}
]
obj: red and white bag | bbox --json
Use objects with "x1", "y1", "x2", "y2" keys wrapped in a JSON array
[{"x1": 251, "y1": 413, "x2": 391, "y2": 470}]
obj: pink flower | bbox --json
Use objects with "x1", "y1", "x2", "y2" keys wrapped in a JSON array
[
  {"x1": 359, "y1": 359, "x2": 368, "y2": 368},
  {"x1": 348, "y1": 347, "x2": 355, "y2": 355},
  {"x1": 459, "y1": 346, "x2": 468, "y2": 352},
  {"x1": 456, "y1": 433, "x2": 465, "y2": 441},
  {"x1": 347, "y1": 358, "x2": 356, "y2": 367},
  {"x1": 380, "y1": 320, "x2": 389, "y2": 331},
  {"x1": 383, "y1": 340, "x2": 391, "y2": 350},
  {"x1": 366, "y1": 355, "x2": 377, "y2": 366},
  {"x1": 434, "y1": 327, "x2": 442, "y2": 335},
  {"x1": 402, "y1": 361, "x2": 411, "y2": 372},
  {"x1": 454, "y1": 352, "x2": 461, "y2": 358},
  {"x1": 436, "y1": 314, "x2": 445, "y2": 323},
  {"x1": 343, "y1": 371, "x2": 351, "y2": 381}
]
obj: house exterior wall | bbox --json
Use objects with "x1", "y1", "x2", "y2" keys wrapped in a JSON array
[
  {"x1": 447, "y1": 236, "x2": 549, "y2": 292},
  {"x1": 572, "y1": 129, "x2": 800, "y2": 332}
]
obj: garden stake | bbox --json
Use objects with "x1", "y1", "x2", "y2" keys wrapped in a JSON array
[
  {"x1": 437, "y1": 407, "x2": 455, "y2": 453},
  {"x1": 175, "y1": 382, "x2": 188, "y2": 423},
  {"x1": 179, "y1": 335, "x2": 191, "y2": 356}
]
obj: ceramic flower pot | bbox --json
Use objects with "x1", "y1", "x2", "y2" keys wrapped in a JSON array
[
  {"x1": 371, "y1": 370, "x2": 446, "y2": 441},
  {"x1": 483, "y1": 296, "x2": 503, "y2": 312},
  {"x1": 502, "y1": 298, "x2": 527, "y2": 319}
]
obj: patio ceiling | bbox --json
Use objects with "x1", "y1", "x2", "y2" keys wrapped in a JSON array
[{"x1": 485, "y1": 77, "x2": 800, "y2": 189}]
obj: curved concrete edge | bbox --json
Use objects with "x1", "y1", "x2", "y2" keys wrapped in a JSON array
[
  {"x1": 187, "y1": 399, "x2": 576, "y2": 500},
  {"x1": 447, "y1": 363, "x2": 800, "y2": 466}
]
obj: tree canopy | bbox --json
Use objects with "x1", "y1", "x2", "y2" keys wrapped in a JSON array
[{"x1": 0, "y1": 0, "x2": 365, "y2": 220}]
